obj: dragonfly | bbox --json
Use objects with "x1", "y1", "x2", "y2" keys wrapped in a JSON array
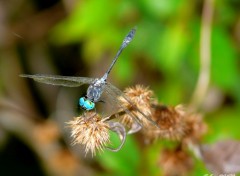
[{"x1": 20, "y1": 28, "x2": 159, "y2": 133}]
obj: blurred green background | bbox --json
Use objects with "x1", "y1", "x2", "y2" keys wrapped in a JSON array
[{"x1": 0, "y1": 0, "x2": 239, "y2": 175}]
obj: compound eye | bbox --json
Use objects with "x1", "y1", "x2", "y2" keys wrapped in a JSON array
[
  {"x1": 79, "y1": 97, "x2": 85, "y2": 106},
  {"x1": 79, "y1": 97, "x2": 95, "y2": 110},
  {"x1": 86, "y1": 100, "x2": 95, "y2": 110}
]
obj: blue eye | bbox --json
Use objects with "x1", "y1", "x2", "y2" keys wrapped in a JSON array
[
  {"x1": 85, "y1": 100, "x2": 95, "y2": 110},
  {"x1": 79, "y1": 97, "x2": 95, "y2": 110},
  {"x1": 79, "y1": 97, "x2": 85, "y2": 106}
]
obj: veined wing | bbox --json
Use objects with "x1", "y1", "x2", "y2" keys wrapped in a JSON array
[
  {"x1": 104, "y1": 82, "x2": 160, "y2": 131},
  {"x1": 20, "y1": 74, "x2": 95, "y2": 87},
  {"x1": 103, "y1": 85, "x2": 142, "y2": 134}
]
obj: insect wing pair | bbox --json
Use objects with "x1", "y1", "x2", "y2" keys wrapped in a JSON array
[{"x1": 20, "y1": 74, "x2": 159, "y2": 133}]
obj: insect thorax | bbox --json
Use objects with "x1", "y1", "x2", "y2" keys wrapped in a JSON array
[{"x1": 86, "y1": 78, "x2": 106, "y2": 102}]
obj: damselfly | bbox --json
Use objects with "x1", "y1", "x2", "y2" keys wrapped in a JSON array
[{"x1": 20, "y1": 28, "x2": 159, "y2": 133}]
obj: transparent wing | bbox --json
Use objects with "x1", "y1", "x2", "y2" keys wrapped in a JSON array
[
  {"x1": 103, "y1": 86, "x2": 142, "y2": 134},
  {"x1": 104, "y1": 82, "x2": 160, "y2": 132},
  {"x1": 20, "y1": 74, "x2": 95, "y2": 87}
]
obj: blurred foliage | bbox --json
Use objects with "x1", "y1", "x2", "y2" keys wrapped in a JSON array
[{"x1": 0, "y1": 0, "x2": 240, "y2": 175}]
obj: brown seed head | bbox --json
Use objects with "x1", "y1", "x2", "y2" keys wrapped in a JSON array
[
  {"x1": 118, "y1": 85, "x2": 156, "y2": 129},
  {"x1": 144, "y1": 104, "x2": 187, "y2": 141},
  {"x1": 183, "y1": 113, "x2": 208, "y2": 145},
  {"x1": 66, "y1": 112, "x2": 110, "y2": 156},
  {"x1": 159, "y1": 148, "x2": 194, "y2": 176}
]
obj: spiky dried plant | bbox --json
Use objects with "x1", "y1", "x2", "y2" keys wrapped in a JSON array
[
  {"x1": 66, "y1": 112, "x2": 110, "y2": 156},
  {"x1": 143, "y1": 104, "x2": 187, "y2": 142},
  {"x1": 66, "y1": 111, "x2": 127, "y2": 156},
  {"x1": 118, "y1": 85, "x2": 207, "y2": 142},
  {"x1": 117, "y1": 85, "x2": 208, "y2": 175},
  {"x1": 65, "y1": 84, "x2": 208, "y2": 176},
  {"x1": 118, "y1": 85, "x2": 156, "y2": 130},
  {"x1": 159, "y1": 147, "x2": 194, "y2": 176}
]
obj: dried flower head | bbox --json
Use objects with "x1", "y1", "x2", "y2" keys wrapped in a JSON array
[
  {"x1": 144, "y1": 104, "x2": 187, "y2": 141},
  {"x1": 118, "y1": 85, "x2": 156, "y2": 129},
  {"x1": 159, "y1": 147, "x2": 194, "y2": 176},
  {"x1": 183, "y1": 112, "x2": 208, "y2": 145},
  {"x1": 66, "y1": 112, "x2": 110, "y2": 156}
]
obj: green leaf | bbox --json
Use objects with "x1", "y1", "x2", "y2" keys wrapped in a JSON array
[
  {"x1": 205, "y1": 108, "x2": 240, "y2": 143},
  {"x1": 96, "y1": 135, "x2": 140, "y2": 176},
  {"x1": 114, "y1": 55, "x2": 135, "y2": 85},
  {"x1": 139, "y1": 0, "x2": 183, "y2": 18},
  {"x1": 211, "y1": 27, "x2": 238, "y2": 90},
  {"x1": 50, "y1": 0, "x2": 117, "y2": 44},
  {"x1": 156, "y1": 24, "x2": 187, "y2": 72}
]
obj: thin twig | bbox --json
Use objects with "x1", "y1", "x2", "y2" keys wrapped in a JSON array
[{"x1": 190, "y1": 0, "x2": 215, "y2": 110}]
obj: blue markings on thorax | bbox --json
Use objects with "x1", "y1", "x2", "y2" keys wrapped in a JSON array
[{"x1": 79, "y1": 97, "x2": 95, "y2": 110}]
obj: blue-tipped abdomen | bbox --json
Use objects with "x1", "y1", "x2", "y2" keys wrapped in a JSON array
[{"x1": 79, "y1": 97, "x2": 95, "y2": 110}]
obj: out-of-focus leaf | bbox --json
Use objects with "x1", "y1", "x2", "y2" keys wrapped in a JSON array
[
  {"x1": 216, "y1": 0, "x2": 238, "y2": 26},
  {"x1": 50, "y1": 0, "x2": 116, "y2": 44},
  {"x1": 211, "y1": 27, "x2": 238, "y2": 89},
  {"x1": 205, "y1": 108, "x2": 240, "y2": 142},
  {"x1": 156, "y1": 78, "x2": 185, "y2": 105},
  {"x1": 156, "y1": 24, "x2": 187, "y2": 72},
  {"x1": 96, "y1": 135, "x2": 140, "y2": 176},
  {"x1": 114, "y1": 55, "x2": 135, "y2": 85},
  {"x1": 132, "y1": 24, "x2": 164, "y2": 61},
  {"x1": 193, "y1": 157, "x2": 211, "y2": 176},
  {"x1": 201, "y1": 139, "x2": 240, "y2": 175},
  {"x1": 139, "y1": 0, "x2": 183, "y2": 18},
  {"x1": 107, "y1": 122, "x2": 126, "y2": 152},
  {"x1": 187, "y1": 20, "x2": 201, "y2": 73}
]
